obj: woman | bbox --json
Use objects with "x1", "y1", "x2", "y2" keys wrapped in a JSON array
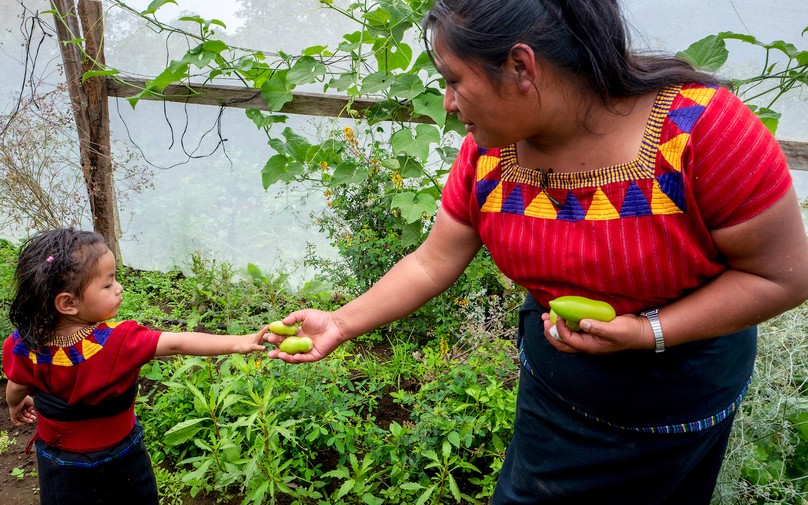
[{"x1": 266, "y1": 1, "x2": 808, "y2": 503}]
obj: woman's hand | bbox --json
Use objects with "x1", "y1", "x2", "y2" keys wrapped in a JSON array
[
  {"x1": 265, "y1": 310, "x2": 347, "y2": 363},
  {"x1": 542, "y1": 312, "x2": 654, "y2": 354},
  {"x1": 9, "y1": 395, "x2": 36, "y2": 426}
]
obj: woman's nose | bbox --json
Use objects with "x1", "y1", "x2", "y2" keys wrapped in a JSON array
[{"x1": 443, "y1": 85, "x2": 457, "y2": 113}]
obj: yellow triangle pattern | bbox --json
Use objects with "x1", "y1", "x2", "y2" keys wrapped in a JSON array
[
  {"x1": 585, "y1": 188, "x2": 620, "y2": 220},
  {"x1": 480, "y1": 183, "x2": 504, "y2": 212},
  {"x1": 525, "y1": 191, "x2": 558, "y2": 219},
  {"x1": 680, "y1": 87, "x2": 716, "y2": 106},
  {"x1": 52, "y1": 348, "x2": 73, "y2": 366},
  {"x1": 659, "y1": 133, "x2": 689, "y2": 172},
  {"x1": 28, "y1": 351, "x2": 38, "y2": 364},
  {"x1": 81, "y1": 340, "x2": 103, "y2": 359},
  {"x1": 106, "y1": 321, "x2": 122, "y2": 329},
  {"x1": 651, "y1": 180, "x2": 683, "y2": 215},
  {"x1": 476, "y1": 155, "x2": 499, "y2": 181}
]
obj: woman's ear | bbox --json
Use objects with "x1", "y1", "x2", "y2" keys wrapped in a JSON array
[
  {"x1": 54, "y1": 292, "x2": 79, "y2": 315},
  {"x1": 508, "y1": 43, "x2": 539, "y2": 93}
]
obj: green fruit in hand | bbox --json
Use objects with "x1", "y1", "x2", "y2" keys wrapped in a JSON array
[
  {"x1": 269, "y1": 320, "x2": 298, "y2": 336},
  {"x1": 279, "y1": 336, "x2": 313, "y2": 354},
  {"x1": 548, "y1": 296, "x2": 615, "y2": 331}
]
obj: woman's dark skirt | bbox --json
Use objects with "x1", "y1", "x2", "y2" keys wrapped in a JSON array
[
  {"x1": 491, "y1": 294, "x2": 756, "y2": 505},
  {"x1": 35, "y1": 422, "x2": 158, "y2": 505}
]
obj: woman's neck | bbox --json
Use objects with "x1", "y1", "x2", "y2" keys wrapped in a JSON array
[{"x1": 519, "y1": 92, "x2": 657, "y2": 172}]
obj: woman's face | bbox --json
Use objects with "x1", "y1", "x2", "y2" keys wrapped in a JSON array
[{"x1": 433, "y1": 38, "x2": 538, "y2": 149}]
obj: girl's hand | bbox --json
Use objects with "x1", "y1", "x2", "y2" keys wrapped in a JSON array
[
  {"x1": 265, "y1": 310, "x2": 346, "y2": 363},
  {"x1": 236, "y1": 325, "x2": 270, "y2": 354},
  {"x1": 542, "y1": 312, "x2": 653, "y2": 354},
  {"x1": 9, "y1": 395, "x2": 36, "y2": 426}
]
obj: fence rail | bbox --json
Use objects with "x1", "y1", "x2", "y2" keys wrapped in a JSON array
[{"x1": 107, "y1": 77, "x2": 808, "y2": 172}]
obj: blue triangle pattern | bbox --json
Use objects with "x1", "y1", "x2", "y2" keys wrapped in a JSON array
[
  {"x1": 620, "y1": 182, "x2": 653, "y2": 217},
  {"x1": 93, "y1": 326, "x2": 113, "y2": 345},
  {"x1": 477, "y1": 180, "x2": 500, "y2": 209},
  {"x1": 502, "y1": 185, "x2": 525, "y2": 214},
  {"x1": 67, "y1": 346, "x2": 84, "y2": 365},
  {"x1": 669, "y1": 105, "x2": 704, "y2": 134},
  {"x1": 657, "y1": 172, "x2": 686, "y2": 211},
  {"x1": 557, "y1": 192, "x2": 586, "y2": 221}
]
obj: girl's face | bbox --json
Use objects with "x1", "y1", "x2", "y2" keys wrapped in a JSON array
[
  {"x1": 433, "y1": 38, "x2": 537, "y2": 149},
  {"x1": 74, "y1": 249, "x2": 123, "y2": 323}
]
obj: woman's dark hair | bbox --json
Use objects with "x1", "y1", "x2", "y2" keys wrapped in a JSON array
[
  {"x1": 9, "y1": 228, "x2": 109, "y2": 351},
  {"x1": 424, "y1": 0, "x2": 723, "y2": 104}
]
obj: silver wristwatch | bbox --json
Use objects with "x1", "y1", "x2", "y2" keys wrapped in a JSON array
[{"x1": 641, "y1": 308, "x2": 665, "y2": 353}]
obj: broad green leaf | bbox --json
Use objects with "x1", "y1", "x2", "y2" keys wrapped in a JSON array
[
  {"x1": 363, "y1": 7, "x2": 391, "y2": 27},
  {"x1": 328, "y1": 73, "x2": 355, "y2": 92},
  {"x1": 374, "y1": 41, "x2": 413, "y2": 72},
  {"x1": 412, "y1": 90, "x2": 446, "y2": 127},
  {"x1": 391, "y1": 191, "x2": 437, "y2": 223},
  {"x1": 332, "y1": 161, "x2": 369, "y2": 185},
  {"x1": 677, "y1": 35, "x2": 728, "y2": 72},
  {"x1": 288, "y1": 56, "x2": 326, "y2": 86},
  {"x1": 202, "y1": 39, "x2": 228, "y2": 54},
  {"x1": 260, "y1": 70, "x2": 294, "y2": 112},
  {"x1": 245, "y1": 109, "x2": 287, "y2": 129},
  {"x1": 396, "y1": 155, "x2": 424, "y2": 178},
  {"x1": 262, "y1": 154, "x2": 303, "y2": 188},
  {"x1": 303, "y1": 44, "x2": 329, "y2": 56},
  {"x1": 179, "y1": 47, "x2": 217, "y2": 69},
  {"x1": 81, "y1": 68, "x2": 119, "y2": 83},
  {"x1": 390, "y1": 124, "x2": 440, "y2": 160},
  {"x1": 749, "y1": 106, "x2": 780, "y2": 134},
  {"x1": 147, "y1": 63, "x2": 189, "y2": 92},
  {"x1": 400, "y1": 221, "x2": 423, "y2": 248},
  {"x1": 389, "y1": 73, "x2": 425, "y2": 99},
  {"x1": 361, "y1": 71, "x2": 395, "y2": 94}
]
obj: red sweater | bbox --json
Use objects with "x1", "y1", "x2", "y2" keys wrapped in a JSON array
[{"x1": 441, "y1": 84, "x2": 792, "y2": 315}]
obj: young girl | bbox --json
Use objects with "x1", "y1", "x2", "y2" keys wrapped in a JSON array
[{"x1": 2, "y1": 228, "x2": 269, "y2": 505}]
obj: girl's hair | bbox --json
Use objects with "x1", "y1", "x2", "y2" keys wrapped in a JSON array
[
  {"x1": 9, "y1": 228, "x2": 109, "y2": 350},
  {"x1": 423, "y1": 0, "x2": 723, "y2": 104}
]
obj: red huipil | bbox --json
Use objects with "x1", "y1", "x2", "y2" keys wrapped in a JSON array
[
  {"x1": 3, "y1": 320, "x2": 161, "y2": 452},
  {"x1": 441, "y1": 84, "x2": 792, "y2": 315}
]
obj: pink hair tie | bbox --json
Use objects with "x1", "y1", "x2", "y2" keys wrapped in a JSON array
[{"x1": 46, "y1": 255, "x2": 55, "y2": 263}]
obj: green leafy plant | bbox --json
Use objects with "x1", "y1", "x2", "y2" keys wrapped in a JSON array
[{"x1": 678, "y1": 27, "x2": 808, "y2": 133}]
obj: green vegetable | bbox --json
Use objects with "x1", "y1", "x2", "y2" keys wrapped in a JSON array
[
  {"x1": 279, "y1": 336, "x2": 313, "y2": 354},
  {"x1": 269, "y1": 320, "x2": 298, "y2": 335},
  {"x1": 548, "y1": 296, "x2": 616, "y2": 332}
]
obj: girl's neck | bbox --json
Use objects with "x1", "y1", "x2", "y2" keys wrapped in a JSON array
[{"x1": 53, "y1": 320, "x2": 99, "y2": 338}]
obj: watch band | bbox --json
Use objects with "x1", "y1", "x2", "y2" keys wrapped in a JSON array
[{"x1": 641, "y1": 308, "x2": 665, "y2": 353}]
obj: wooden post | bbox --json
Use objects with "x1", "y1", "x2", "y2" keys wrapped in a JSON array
[{"x1": 51, "y1": 0, "x2": 119, "y2": 260}]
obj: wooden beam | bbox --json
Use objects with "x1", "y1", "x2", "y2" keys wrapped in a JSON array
[
  {"x1": 107, "y1": 77, "x2": 808, "y2": 171},
  {"x1": 106, "y1": 77, "x2": 430, "y2": 123}
]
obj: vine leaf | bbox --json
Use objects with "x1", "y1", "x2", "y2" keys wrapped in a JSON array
[
  {"x1": 677, "y1": 35, "x2": 728, "y2": 72},
  {"x1": 391, "y1": 191, "x2": 437, "y2": 224},
  {"x1": 412, "y1": 91, "x2": 446, "y2": 127},
  {"x1": 260, "y1": 70, "x2": 294, "y2": 112}
]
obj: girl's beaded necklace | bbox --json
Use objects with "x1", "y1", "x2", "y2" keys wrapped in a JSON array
[{"x1": 45, "y1": 323, "x2": 100, "y2": 348}]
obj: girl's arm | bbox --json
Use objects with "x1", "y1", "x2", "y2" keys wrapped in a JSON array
[
  {"x1": 5, "y1": 380, "x2": 36, "y2": 426},
  {"x1": 155, "y1": 325, "x2": 269, "y2": 357}
]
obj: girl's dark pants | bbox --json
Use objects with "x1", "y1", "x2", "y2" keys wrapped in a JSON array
[{"x1": 36, "y1": 423, "x2": 158, "y2": 505}]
